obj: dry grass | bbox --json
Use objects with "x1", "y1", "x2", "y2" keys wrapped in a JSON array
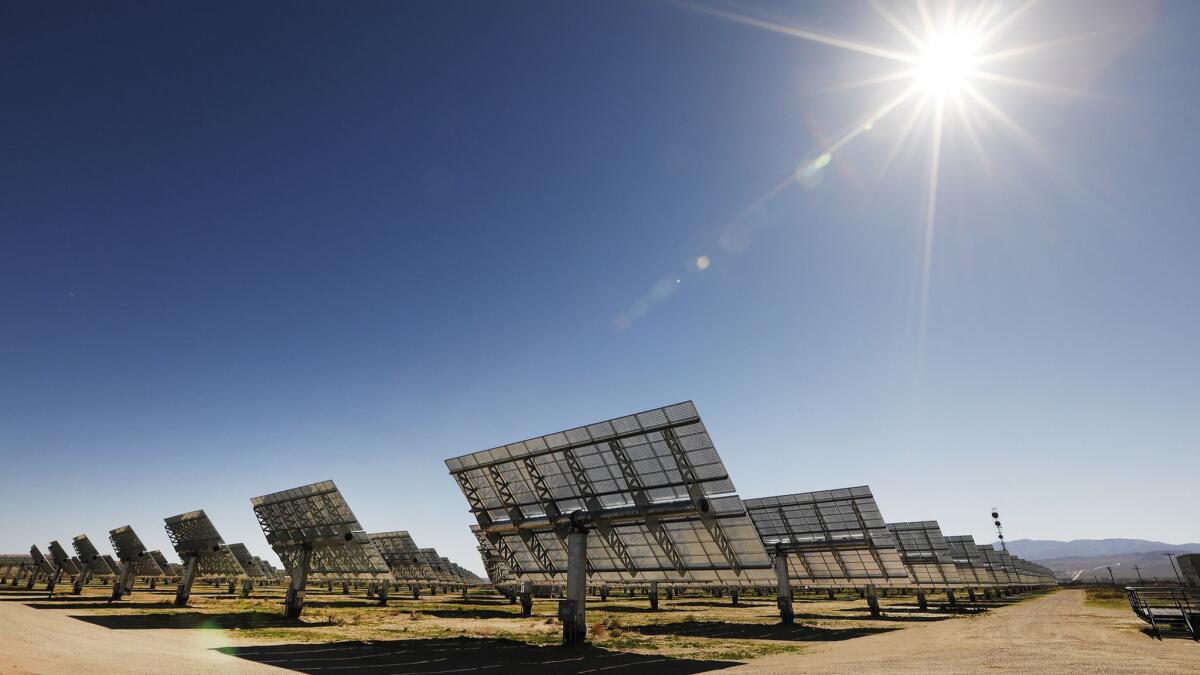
[{"x1": 19, "y1": 582, "x2": 1037, "y2": 663}]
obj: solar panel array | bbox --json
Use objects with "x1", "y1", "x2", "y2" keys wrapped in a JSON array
[
  {"x1": 109, "y1": 526, "x2": 164, "y2": 576},
  {"x1": 227, "y1": 543, "x2": 266, "y2": 578},
  {"x1": 370, "y1": 531, "x2": 439, "y2": 582},
  {"x1": 47, "y1": 541, "x2": 81, "y2": 576},
  {"x1": 29, "y1": 545, "x2": 54, "y2": 576},
  {"x1": 944, "y1": 535, "x2": 996, "y2": 585},
  {"x1": 885, "y1": 521, "x2": 962, "y2": 588},
  {"x1": 72, "y1": 535, "x2": 116, "y2": 576},
  {"x1": 251, "y1": 480, "x2": 392, "y2": 580},
  {"x1": 446, "y1": 401, "x2": 771, "y2": 584},
  {"x1": 743, "y1": 487, "x2": 909, "y2": 587},
  {"x1": 164, "y1": 510, "x2": 246, "y2": 577}
]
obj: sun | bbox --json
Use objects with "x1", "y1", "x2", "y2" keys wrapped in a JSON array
[{"x1": 915, "y1": 30, "x2": 981, "y2": 97}]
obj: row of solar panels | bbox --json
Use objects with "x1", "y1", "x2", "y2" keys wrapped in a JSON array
[
  {"x1": 4, "y1": 501, "x2": 484, "y2": 589},
  {"x1": 446, "y1": 401, "x2": 1056, "y2": 589}
]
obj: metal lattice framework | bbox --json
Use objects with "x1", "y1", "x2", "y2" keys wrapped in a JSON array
[
  {"x1": 885, "y1": 521, "x2": 963, "y2": 588},
  {"x1": 47, "y1": 541, "x2": 81, "y2": 576},
  {"x1": 446, "y1": 401, "x2": 771, "y2": 584},
  {"x1": 251, "y1": 480, "x2": 392, "y2": 581},
  {"x1": 164, "y1": 510, "x2": 247, "y2": 577},
  {"x1": 744, "y1": 486, "x2": 910, "y2": 588},
  {"x1": 369, "y1": 532, "x2": 440, "y2": 583},
  {"x1": 979, "y1": 547, "x2": 1017, "y2": 585},
  {"x1": 0, "y1": 554, "x2": 33, "y2": 578},
  {"x1": 227, "y1": 543, "x2": 266, "y2": 578},
  {"x1": 944, "y1": 535, "x2": 999, "y2": 586},
  {"x1": 472, "y1": 524, "x2": 513, "y2": 584},
  {"x1": 150, "y1": 550, "x2": 174, "y2": 576},
  {"x1": 109, "y1": 526, "x2": 165, "y2": 576},
  {"x1": 28, "y1": 546, "x2": 54, "y2": 576},
  {"x1": 419, "y1": 548, "x2": 456, "y2": 583},
  {"x1": 72, "y1": 535, "x2": 115, "y2": 576}
]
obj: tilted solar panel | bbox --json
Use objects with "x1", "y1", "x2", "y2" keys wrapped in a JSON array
[
  {"x1": 72, "y1": 535, "x2": 116, "y2": 576},
  {"x1": 744, "y1": 486, "x2": 910, "y2": 588},
  {"x1": 109, "y1": 526, "x2": 164, "y2": 576},
  {"x1": 885, "y1": 521, "x2": 963, "y2": 588},
  {"x1": 446, "y1": 401, "x2": 771, "y2": 586}
]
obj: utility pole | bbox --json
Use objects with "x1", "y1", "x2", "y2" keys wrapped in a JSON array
[
  {"x1": 1163, "y1": 553, "x2": 1184, "y2": 586},
  {"x1": 991, "y1": 509, "x2": 1007, "y2": 552},
  {"x1": 1133, "y1": 565, "x2": 1143, "y2": 585},
  {"x1": 1106, "y1": 566, "x2": 1117, "y2": 586}
]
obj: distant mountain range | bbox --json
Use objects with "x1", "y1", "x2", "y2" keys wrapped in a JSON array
[
  {"x1": 994, "y1": 538, "x2": 1200, "y2": 560},
  {"x1": 990, "y1": 539, "x2": 1200, "y2": 581}
]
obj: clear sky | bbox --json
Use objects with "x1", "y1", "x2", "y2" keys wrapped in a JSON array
[{"x1": 2, "y1": 1, "x2": 1197, "y2": 573}]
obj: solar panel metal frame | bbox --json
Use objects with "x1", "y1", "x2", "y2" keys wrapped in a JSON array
[
  {"x1": 150, "y1": 550, "x2": 174, "y2": 576},
  {"x1": 109, "y1": 526, "x2": 165, "y2": 576},
  {"x1": 885, "y1": 521, "x2": 963, "y2": 588},
  {"x1": 369, "y1": 531, "x2": 440, "y2": 582},
  {"x1": 251, "y1": 480, "x2": 392, "y2": 580},
  {"x1": 226, "y1": 543, "x2": 266, "y2": 578},
  {"x1": 29, "y1": 545, "x2": 55, "y2": 576},
  {"x1": 943, "y1": 535, "x2": 997, "y2": 586},
  {"x1": 743, "y1": 486, "x2": 910, "y2": 588},
  {"x1": 72, "y1": 535, "x2": 116, "y2": 576},
  {"x1": 47, "y1": 541, "x2": 81, "y2": 576},
  {"x1": 979, "y1": 547, "x2": 1016, "y2": 585},
  {"x1": 446, "y1": 401, "x2": 772, "y2": 585},
  {"x1": 164, "y1": 509, "x2": 247, "y2": 577}
]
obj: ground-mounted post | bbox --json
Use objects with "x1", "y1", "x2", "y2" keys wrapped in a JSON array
[
  {"x1": 774, "y1": 548, "x2": 793, "y2": 625},
  {"x1": 284, "y1": 546, "x2": 312, "y2": 619},
  {"x1": 149, "y1": 577, "x2": 157, "y2": 590},
  {"x1": 866, "y1": 583, "x2": 881, "y2": 618},
  {"x1": 731, "y1": 587, "x2": 739, "y2": 606},
  {"x1": 342, "y1": 581, "x2": 349, "y2": 594},
  {"x1": 519, "y1": 580, "x2": 533, "y2": 616},
  {"x1": 46, "y1": 564, "x2": 63, "y2": 595},
  {"x1": 26, "y1": 569, "x2": 39, "y2": 590},
  {"x1": 227, "y1": 579, "x2": 237, "y2": 594},
  {"x1": 916, "y1": 589, "x2": 927, "y2": 610},
  {"x1": 174, "y1": 555, "x2": 200, "y2": 606},
  {"x1": 599, "y1": 585, "x2": 608, "y2": 602},
  {"x1": 649, "y1": 580, "x2": 659, "y2": 610},
  {"x1": 241, "y1": 579, "x2": 253, "y2": 597},
  {"x1": 946, "y1": 590, "x2": 957, "y2": 609},
  {"x1": 377, "y1": 580, "x2": 389, "y2": 606},
  {"x1": 827, "y1": 588, "x2": 835, "y2": 601},
  {"x1": 967, "y1": 588, "x2": 977, "y2": 602},
  {"x1": 412, "y1": 584, "x2": 420, "y2": 599},
  {"x1": 430, "y1": 584, "x2": 438, "y2": 596},
  {"x1": 111, "y1": 563, "x2": 133, "y2": 600},
  {"x1": 72, "y1": 568, "x2": 90, "y2": 595},
  {"x1": 559, "y1": 526, "x2": 588, "y2": 646}
]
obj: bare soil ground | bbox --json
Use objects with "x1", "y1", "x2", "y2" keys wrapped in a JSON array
[
  {"x1": 1, "y1": 582, "x2": 1194, "y2": 673},
  {"x1": 731, "y1": 589, "x2": 1199, "y2": 673}
]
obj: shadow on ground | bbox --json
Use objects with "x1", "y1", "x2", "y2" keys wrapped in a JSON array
[
  {"x1": 217, "y1": 637, "x2": 738, "y2": 674},
  {"x1": 632, "y1": 620, "x2": 898, "y2": 641},
  {"x1": 420, "y1": 607, "x2": 527, "y2": 619},
  {"x1": 69, "y1": 611, "x2": 332, "y2": 630}
]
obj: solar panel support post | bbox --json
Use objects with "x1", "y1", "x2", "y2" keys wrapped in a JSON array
[
  {"x1": 559, "y1": 526, "x2": 588, "y2": 646},
  {"x1": 242, "y1": 579, "x2": 253, "y2": 597},
  {"x1": 731, "y1": 587, "x2": 739, "y2": 606},
  {"x1": 25, "y1": 568, "x2": 38, "y2": 590},
  {"x1": 649, "y1": 581, "x2": 659, "y2": 610},
  {"x1": 946, "y1": 590, "x2": 957, "y2": 609},
  {"x1": 519, "y1": 580, "x2": 533, "y2": 616},
  {"x1": 866, "y1": 583, "x2": 881, "y2": 618},
  {"x1": 412, "y1": 584, "x2": 420, "y2": 599},
  {"x1": 916, "y1": 589, "x2": 927, "y2": 610},
  {"x1": 967, "y1": 588, "x2": 976, "y2": 602},
  {"x1": 284, "y1": 546, "x2": 312, "y2": 619},
  {"x1": 774, "y1": 548, "x2": 794, "y2": 624},
  {"x1": 46, "y1": 564, "x2": 62, "y2": 595},
  {"x1": 112, "y1": 563, "x2": 133, "y2": 600},
  {"x1": 174, "y1": 555, "x2": 199, "y2": 606},
  {"x1": 377, "y1": 580, "x2": 389, "y2": 606},
  {"x1": 599, "y1": 585, "x2": 608, "y2": 602},
  {"x1": 342, "y1": 581, "x2": 349, "y2": 594}
]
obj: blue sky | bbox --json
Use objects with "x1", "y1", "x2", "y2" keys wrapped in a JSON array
[{"x1": 2, "y1": 1, "x2": 1198, "y2": 572}]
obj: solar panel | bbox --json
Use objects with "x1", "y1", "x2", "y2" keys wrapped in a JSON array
[
  {"x1": 0, "y1": 554, "x2": 32, "y2": 583},
  {"x1": 369, "y1": 532, "x2": 440, "y2": 584},
  {"x1": 108, "y1": 525, "x2": 164, "y2": 599},
  {"x1": 251, "y1": 480, "x2": 392, "y2": 617},
  {"x1": 164, "y1": 510, "x2": 246, "y2": 576},
  {"x1": 446, "y1": 401, "x2": 771, "y2": 644},
  {"x1": 979, "y1": 547, "x2": 1016, "y2": 585},
  {"x1": 743, "y1": 486, "x2": 910, "y2": 589},
  {"x1": 48, "y1": 541, "x2": 81, "y2": 576},
  {"x1": 150, "y1": 550, "x2": 174, "y2": 574},
  {"x1": 29, "y1": 546, "x2": 54, "y2": 576},
  {"x1": 885, "y1": 521, "x2": 962, "y2": 589},
  {"x1": 227, "y1": 544, "x2": 266, "y2": 579},
  {"x1": 944, "y1": 535, "x2": 997, "y2": 586}
]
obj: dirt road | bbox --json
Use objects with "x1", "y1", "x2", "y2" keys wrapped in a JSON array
[
  {"x1": 731, "y1": 589, "x2": 1198, "y2": 673},
  {"x1": 0, "y1": 593, "x2": 279, "y2": 674}
]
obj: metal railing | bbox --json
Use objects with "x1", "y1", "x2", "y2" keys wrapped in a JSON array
[{"x1": 1125, "y1": 586, "x2": 1199, "y2": 640}]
